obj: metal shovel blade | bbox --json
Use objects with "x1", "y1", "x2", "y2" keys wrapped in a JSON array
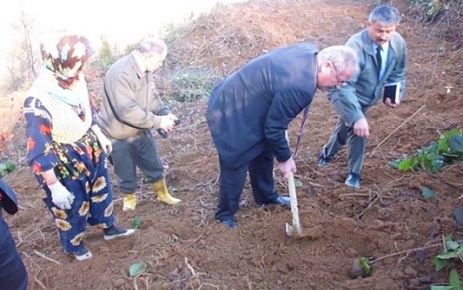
[{"x1": 285, "y1": 223, "x2": 294, "y2": 235}]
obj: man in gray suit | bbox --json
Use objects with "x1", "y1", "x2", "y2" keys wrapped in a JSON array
[{"x1": 319, "y1": 5, "x2": 407, "y2": 189}]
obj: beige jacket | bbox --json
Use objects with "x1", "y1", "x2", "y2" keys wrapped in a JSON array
[{"x1": 98, "y1": 53, "x2": 170, "y2": 140}]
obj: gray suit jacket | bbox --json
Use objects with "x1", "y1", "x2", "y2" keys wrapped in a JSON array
[{"x1": 328, "y1": 29, "x2": 407, "y2": 126}]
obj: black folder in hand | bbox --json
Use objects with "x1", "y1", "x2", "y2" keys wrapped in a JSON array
[{"x1": 383, "y1": 82, "x2": 401, "y2": 104}]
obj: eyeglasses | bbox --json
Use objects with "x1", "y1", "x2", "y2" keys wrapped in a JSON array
[{"x1": 332, "y1": 64, "x2": 348, "y2": 87}]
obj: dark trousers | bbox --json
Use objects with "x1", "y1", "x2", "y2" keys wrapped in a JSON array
[
  {"x1": 215, "y1": 146, "x2": 279, "y2": 221},
  {"x1": 0, "y1": 217, "x2": 28, "y2": 290},
  {"x1": 111, "y1": 130, "x2": 164, "y2": 193},
  {"x1": 322, "y1": 110, "x2": 368, "y2": 175}
]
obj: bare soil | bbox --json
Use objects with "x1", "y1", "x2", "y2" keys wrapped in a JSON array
[{"x1": 2, "y1": 0, "x2": 463, "y2": 289}]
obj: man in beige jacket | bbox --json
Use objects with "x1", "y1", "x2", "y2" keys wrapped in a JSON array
[{"x1": 99, "y1": 38, "x2": 181, "y2": 211}]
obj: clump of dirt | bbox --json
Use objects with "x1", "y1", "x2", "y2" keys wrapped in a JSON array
[{"x1": 2, "y1": 0, "x2": 463, "y2": 289}]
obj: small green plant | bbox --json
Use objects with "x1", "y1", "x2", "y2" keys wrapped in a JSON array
[
  {"x1": 93, "y1": 37, "x2": 116, "y2": 69},
  {"x1": 407, "y1": 0, "x2": 455, "y2": 24},
  {"x1": 431, "y1": 235, "x2": 463, "y2": 290},
  {"x1": 167, "y1": 69, "x2": 222, "y2": 102},
  {"x1": 132, "y1": 216, "x2": 142, "y2": 229},
  {"x1": 0, "y1": 161, "x2": 16, "y2": 178},
  {"x1": 389, "y1": 128, "x2": 463, "y2": 173}
]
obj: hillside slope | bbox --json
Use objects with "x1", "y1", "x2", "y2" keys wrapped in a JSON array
[{"x1": 2, "y1": 0, "x2": 463, "y2": 289}]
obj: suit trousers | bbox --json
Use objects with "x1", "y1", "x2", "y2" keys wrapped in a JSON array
[
  {"x1": 0, "y1": 215, "x2": 28, "y2": 290},
  {"x1": 322, "y1": 115, "x2": 367, "y2": 175},
  {"x1": 215, "y1": 146, "x2": 279, "y2": 221}
]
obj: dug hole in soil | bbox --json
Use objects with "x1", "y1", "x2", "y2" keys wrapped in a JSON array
[{"x1": 2, "y1": 0, "x2": 463, "y2": 289}]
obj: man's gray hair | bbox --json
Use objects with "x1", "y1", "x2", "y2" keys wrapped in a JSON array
[
  {"x1": 318, "y1": 45, "x2": 359, "y2": 76},
  {"x1": 137, "y1": 38, "x2": 167, "y2": 55},
  {"x1": 369, "y1": 5, "x2": 402, "y2": 26}
]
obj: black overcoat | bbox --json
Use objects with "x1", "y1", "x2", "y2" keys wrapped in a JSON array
[{"x1": 207, "y1": 43, "x2": 318, "y2": 167}]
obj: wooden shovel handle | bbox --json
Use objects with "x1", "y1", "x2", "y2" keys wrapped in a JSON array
[{"x1": 287, "y1": 172, "x2": 302, "y2": 234}]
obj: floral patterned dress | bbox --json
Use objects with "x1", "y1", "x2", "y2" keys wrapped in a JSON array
[{"x1": 24, "y1": 96, "x2": 114, "y2": 253}]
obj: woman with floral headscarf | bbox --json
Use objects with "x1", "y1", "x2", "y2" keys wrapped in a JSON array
[{"x1": 23, "y1": 34, "x2": 135, "y2": 261}]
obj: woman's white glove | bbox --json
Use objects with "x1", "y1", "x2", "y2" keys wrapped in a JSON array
[
  {"x1": 92, "y1": 126, "x2": 113, "y2": 154},
  {"x1": 48, "y1": 182, "x2": 73, "y2": 210}
]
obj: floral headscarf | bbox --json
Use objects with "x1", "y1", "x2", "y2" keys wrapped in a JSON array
[{"x1": 40, "y1": 35, "x2": 95, "y2": 89}]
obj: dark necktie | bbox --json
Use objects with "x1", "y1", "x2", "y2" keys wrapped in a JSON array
[{"x1": 376, "y1": 46, "x2": 382, "y2": 78}]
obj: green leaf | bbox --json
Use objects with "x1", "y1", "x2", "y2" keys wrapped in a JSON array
[
  {"x1": 444, "y1": 234, "x2": 454, "y2": 242},
  {"x1": 390, "y1": 128, "x2": 463, "y2": 174},
  {"x1": 430, "y1": 286, "x2": 452, "y2": 290},
  {"x1": 5, "y1": 162, "x2": 16, "y2": 172},
  {"x1": 421, "y1": 186, "x2": 436, "y2": 199},
  {"x1": 436, "y1": 251, "x2": 459, "y2": 259},
  {"x1": 129, "y1": 262, "x2": 147, "y2": 277},
  {"x1": 434, "y1": 257, "x2": 450, "y2": 271},
  {"x1": 0, "y1": 161, "x2": 16, "y2": 178},
  {"x1": 446, "y1": 240, "x2": 460, "y2": 251},
  {"x1": 425, "y1": 141, "x2": 438, "y2": 154},
  {"x1": 449, "y1": 135, "x2": 463, "y2": 152},
  {"x1": 453, "y1": 208, "x2": 463, "y2": 226},
  {"x1": 437, "y1": 135, "x2": 450, "y2": 153},
  {"x1": 430, "y1": 156, "x2": 445, "y2": 173},
  {"x1": 388, "y1": 159, "x2": 401, "y2": 169},
  {"x1": 450, "y1": 269, "x2": 462, "y2": 286},
  {"x1": 442, "y1": 128, "x2": 462, "y2": 139},
  {"x1": 397, "y1": 157, "x2": 416, "y2": 171},
  {"x1": 294, "y1": 179, "x2": 303, "y2": 188},
  {"x1": 132, "y1": 217, "x2": 142, "y2": 229},
  {"x1": 359, "y1": 257, "x2": 372, "y2": 277}
]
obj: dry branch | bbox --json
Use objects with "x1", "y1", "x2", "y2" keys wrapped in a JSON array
[
  {"x1": 368, "y1": 105, "x2": 426, "y2": 157},
  {"x1": 183, "y1": 222, "x2": 209, "y2": 249},
  {"x1": 34, "y1": 250, "x2": 62, "y2": 265}
]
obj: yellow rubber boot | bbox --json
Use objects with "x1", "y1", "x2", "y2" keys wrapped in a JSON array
[
  {"x1": 122, "y1": 193, "x2": 137, "y2": 211},
  {"x1": 152, "y1": 178, "x2": 181, "y2": 205}
]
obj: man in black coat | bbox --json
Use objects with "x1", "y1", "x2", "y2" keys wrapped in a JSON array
[
  {"x1": 207, "y1": 43, "x2": 359, "y2": 228},
  {"x1": 0, "y1": 180, "x2": 28, "y2": 289}
]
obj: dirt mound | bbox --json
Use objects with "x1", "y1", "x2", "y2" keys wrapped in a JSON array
[
  {"x1": 165, "y1": 0, "x2": 366, "y2": 76},
  {"x1": 2, "y1": 0, "x2": 463, "y2": 289}
]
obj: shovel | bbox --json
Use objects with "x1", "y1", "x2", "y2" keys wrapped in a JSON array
[{"x1": 285, "y1": 171, "x2": 302, "y2": 236}]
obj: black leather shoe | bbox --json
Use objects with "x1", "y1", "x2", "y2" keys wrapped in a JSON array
[
  {"x1": 271, "y1": 195, "x2": 291, "y2": 205},
  {"x1": 220, "y1": 219, "x2": 238, "y2": 229},
  {"x1": 318, "y1": 153, "x2": 330, "y2": 167},
  {"x1": 345, "y1": 172, "x2": 361, "y2": 189}
]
